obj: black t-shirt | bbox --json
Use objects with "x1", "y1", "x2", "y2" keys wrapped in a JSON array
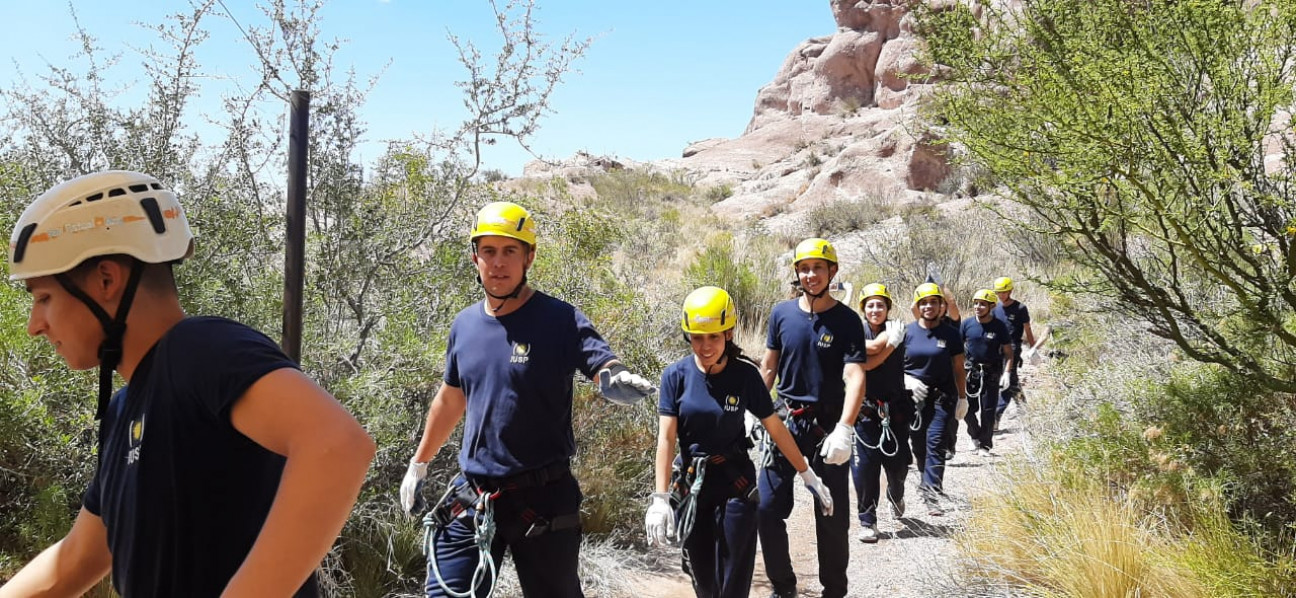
[{"x1": 83, "y1": 317, "x2": 319, "y2": 597}]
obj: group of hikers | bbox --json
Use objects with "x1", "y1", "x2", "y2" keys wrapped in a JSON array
[{"x1": 0, "y1": 171, "x2": 1034, "y2": 598}]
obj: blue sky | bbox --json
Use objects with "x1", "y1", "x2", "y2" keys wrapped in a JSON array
[{"x1": 0, "y1": 1, "x2": 831, "y2": 175}]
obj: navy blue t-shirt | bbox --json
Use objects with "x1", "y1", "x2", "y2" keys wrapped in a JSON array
[
  {"x1": 902, "y1": 320, "x2": 964, "y2": 396},
  {"x1": 83, "y1": 317, "x2": 317, "y2": 598},
  {"x1": 863, "y1": 323, "x2": 905, "y2": 400},
  {"x1": 658, "y1": 355, "x2": 773, "y2": 457},
  {"x1": 993, "y1": 300, "x2": 1031, "y2": 345},
  {"x1": 961, "y1": 316, "x2": 1011, "y2": 365},
  {"x1": 765, "y1": 299, "x2": 866, "y2": 412},
  {"x1": 445, "y1": 292, "x2": 616, "y2": 478}
]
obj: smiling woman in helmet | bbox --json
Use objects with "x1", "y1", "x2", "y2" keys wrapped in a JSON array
[
  {"x1": 645, "y1": 286, "x2": 831, "y2": 598},
  {"x1": 849, "y1": 283, "x2": 914, "y2": 544},
  {"x1": 756, "y1": 238, "x2": 866, "y2": 598},
  {"x1": 4, "y1": 171, "x2": 375, "y2": 597},
  {"x1": 400, "y1": 201, "x2": 657, "y2": 598}
]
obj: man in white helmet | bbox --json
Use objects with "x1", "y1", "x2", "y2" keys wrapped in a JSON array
[{"x1": 1, "y1": 171, "x2": 375, "y2": 597}]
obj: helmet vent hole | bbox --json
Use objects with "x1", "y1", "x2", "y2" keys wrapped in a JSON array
[
  {"x1": 12, "y1": 223, "x2": 36, "y2": 263},
  {"x1": 85, "y1": 192, "x2": 104, "y2": 202},
  {"x1": 69, "y1": 201, "x2": 82, "y2": 207},
  {"x1": 139, "y1": 197, "x2": 167, "y2": 234},
  {"x1": 151, "y1": 183, "x2": 162, "y2": 190},
  {"x1": 108, "y1": 188, "x2": 127, "y2": 198},
  {"x1": 129, "y1": 184, "x2": 149, "y2": 193}
]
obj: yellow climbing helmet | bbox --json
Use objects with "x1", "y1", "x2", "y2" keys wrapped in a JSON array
[
  {"x1": 793, "y1": 238, "x2": 837, "y2": 266},
  {"x1": 682, "y1": 286, "x2": 737, "y2": 334},
  {"x1": 993, "y1": 276, "x2": 1014, "y2": 292},
  {"x1": 973, "y1": 288, "x2": 998, "y2": 304},
  {"x1": 470, "y1": 201, "x2": 536, "y2": 247},
  {"x1": 860, "y1": 283, "x2": 893, "y2": 310},
  {"x1": 912, "y1": 282, "x2": 944, "y2": 304}
]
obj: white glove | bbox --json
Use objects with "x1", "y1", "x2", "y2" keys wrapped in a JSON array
[
  {"x1": 955, "y1": 396, "x2": 969, "y2": 420},
  {"x1": 645, "y1": 492, "x2": 675, "y2": 546},
  {"x1": 904, "y1": 374, "x2": 929, "y2": 404},
  {"x1": 819, "y1": 422, "x2": 854, "y2": 465},
  {"x1": 884, "y1": 320, "x2": 907, "y2": 348},
  {"x1": 598, "y1": 364, "x2": 657, "y2": 405},
  {"x1": 799, "y1": 469, "x2": 834, "y2": 517},
  {"x1": 1023, "y1": 345, "x2": 1040, "y2": 365},
  {"x1": 400, "y1": 461, "x2": 429, "y2": 515},
  {"x1": 1000, "y1": 370, "x2": 1011, "y2": 391}
]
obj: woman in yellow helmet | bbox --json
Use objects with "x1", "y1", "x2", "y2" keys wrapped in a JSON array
[
  {"x1": 646, "y1": 286, "x2": 831, "y2": 598},
  {"x1": 849, "y1": 283, "x2": 914, "y2": 543}
]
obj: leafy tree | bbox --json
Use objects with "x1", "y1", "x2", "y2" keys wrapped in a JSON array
[{"x1": 918, "y1": 0, "x2": 1296, "y2": 392}]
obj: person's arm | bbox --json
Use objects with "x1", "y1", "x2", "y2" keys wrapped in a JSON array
[
  {"x1": 412, "y1": 383, "x2": 468, "y2": 463},
  {"x1": 952, "y1": 354, "x2": 967, "y2": 398},
  {"x1": 864, "y1": 334, "x2": 887, "y2": 356},
  {"x1": 839, "y1": 362, "x2": 867, "y2": 427},
  {"x1": 220, "y1": 368, "x2": 377, "y2": 597},
  {"x1": 760, "y1": 348, "x2": 779, "y2": 391},
  {"x1": 1023, "y1": 322, "x2": 1036, "y2": 348},
  {"x1": 864, "y1": 341, "x2": 897, "y2": 371},
  {"x1": 0, "y1": 509, "x2": 112, "y2": 597},
  {"x1": 654, "y1": 416, "x2": 677, "y2": 494},
  {"x1": 942, "y1": 287, "x2": 961, "y2": 322},
  {"x1": 1002, "y1": 343, "x2": 1015, "y2": 372}
]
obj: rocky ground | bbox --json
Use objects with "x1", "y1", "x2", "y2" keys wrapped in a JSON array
[{"x1": 626, "y1": 367, "x2": 1040, "y2": 598}]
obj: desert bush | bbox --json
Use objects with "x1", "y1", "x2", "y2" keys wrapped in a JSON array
[{"x1": 802, "y1": 196, "x2": 896, "y2": 239}]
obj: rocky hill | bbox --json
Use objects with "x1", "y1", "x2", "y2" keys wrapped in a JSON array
[{"x1": 521, "y1": 0, "x2": 969, "y2": 233}]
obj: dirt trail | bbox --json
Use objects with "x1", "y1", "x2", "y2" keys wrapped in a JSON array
[{"x1": 630, "y1": 376, "x2": 1036, "y2": 598}]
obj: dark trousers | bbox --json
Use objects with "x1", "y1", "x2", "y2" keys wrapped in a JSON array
[
  {"x1": 757, "y1": 416, "x2": 851, "y2": 598},
  {"x1": 964, "y1": 365, "x2": 1002, "y2": 450},
  {"x1": 851, "y1": 400, "x2": 912, "y2": 527},
  {"x1": 681, "y1": 461, "x2": 760, "y2": 598},
  {"x1": 995, "y1": 344, "x2": 1024, "y2": 419},
  {"x1": 920, "y1": 393, "x2": 957, "y2": 494},
  {"x1": 425, "y1": 474, "x2": 583, "y2": 598}
]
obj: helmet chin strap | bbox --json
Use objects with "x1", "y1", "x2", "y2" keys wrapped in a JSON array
[
  {"x1": 479, "y1": 272, "x2": 528, "y2": 313},
  {"x1": 55, "y1": 260, "x2": 145, "y2": 420},
  {"x1": 799, "y1": 276, "x2": 831, "y2": 320}
]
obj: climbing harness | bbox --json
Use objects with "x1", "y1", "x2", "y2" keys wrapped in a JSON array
[
  {"x1": 670, "y1": 449, "x2": 757, "y2": 544},
  {"x1": 421, "y1": 462, "x2": 580, "y2": 598},
  {"x1": 758, "y1": 398, "x2": 828, "y2": 467},
  {"x1": 423, "y1": 482, "x2": 499, "y2": 598}
]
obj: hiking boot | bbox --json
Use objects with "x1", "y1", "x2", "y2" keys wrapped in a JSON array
[
  {"x1": 976, "y1": 447, "x2": 992, "y2": 458},
  {"x1": 889, "y1": 496, "x2": 906, "y2": 519},
  {"x1": 944, "y1": 447, "x2": 956, "y2": 461},
  {"x1": 768, "y1": 591, "x2": 797, "y2": 598},
  {"x1": 858, "y1": 525, "x2": 879, "y2": 543}
]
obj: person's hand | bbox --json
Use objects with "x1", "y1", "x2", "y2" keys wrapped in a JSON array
[
  {"x1": 885, "y1": 320, "x2": 907, "y2": 348},
  {"x1": 955, "y1": 396, "x2": 969, "y2": 420},
  {"x1": 799, "y1": 469, "x2": 834, "y2": 516},
  {"x1": 819, "y1": 423, "x2": 854, "y2": 465},
  {"x1": 904, "y1": 375, "x2": 928, "y2": 405},
  {"x1": 645, "y1": 492, "x2": 675, "y2": 546},
  {"x1": 400, "y1": 461, "x2": 428, "y2": 516},
  {"x1": 1000, "y1": 370, "x2": 1011, "y2": 391},
  {"x1": 599, "y1": 364, "x2": 656, "y2": 405},
  {"x1": 1023, "y1": 345, "x2": 1039, "y2": 365}
]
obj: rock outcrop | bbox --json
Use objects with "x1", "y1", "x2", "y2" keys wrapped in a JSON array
[{"x1": 660, "y1": 0, "x2": 960, "y2": 229}]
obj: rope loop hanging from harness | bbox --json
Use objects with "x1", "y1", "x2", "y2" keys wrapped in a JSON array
[
  {"x1": 423, "y1": 486, "x2": 500, "y2": 598},
  {"x1": 857, "y1": 401, "x2": 900, "y2": 457}
]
